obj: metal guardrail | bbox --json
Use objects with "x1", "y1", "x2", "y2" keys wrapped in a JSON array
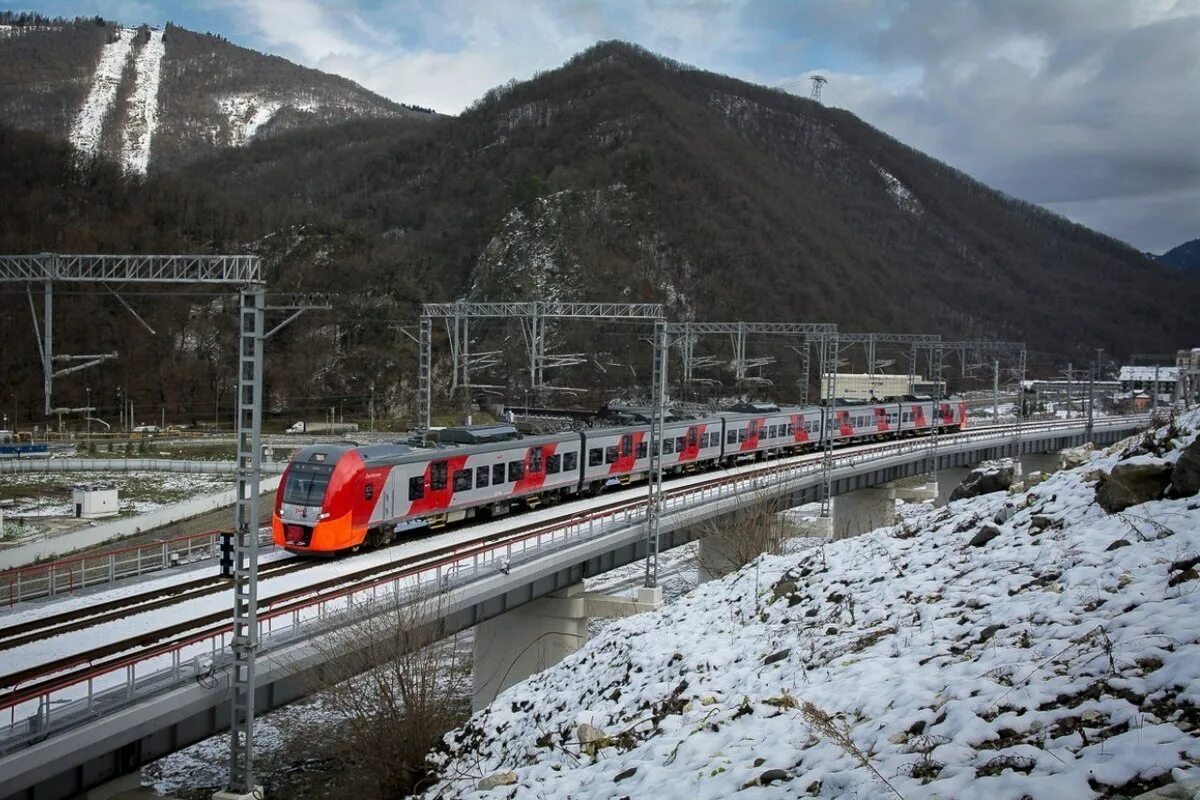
[
  {"x1": 0, "y1": 415, "x2": 1149, "y2": 751},
  {"x1": 0, "y1": 530, "x2": 275, "y2": 606},
  {"x1": 0, "y1": 458, "x2": 285, "y2": 475}
]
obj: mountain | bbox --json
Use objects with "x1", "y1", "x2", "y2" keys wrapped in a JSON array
[
  {"x1": 0, "y1": 12, "x2": 435, "y2": 173},
  {"x1": 1156, "y1": 238, "x2": 1200, "y2": 275},
  {"x1": 1, "y1": 41, "x2": 1199, "y2": 427}
]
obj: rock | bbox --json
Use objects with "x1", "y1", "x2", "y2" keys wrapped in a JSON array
[
  {"x1": 772, "y1": 580, "x2": 797, "y2": 601},
  {"x1": 1029, "y1": 515, "x2": 1054, "y2": 531},
  {"x1": 760, "y1": 769, "x2": 791, "y2": 784},
  {"x1": 1060, "y1": 442, "x2": 1095, "y2": 469},
  {"x1": 993, "y1": 503, "x2": 1016, "y2": 524},
  {"x1": 1171, "y1": 438, "x2": 1200, "y2": 498},
  {"x1": 613, "y1": 767, "x2": 637, "y2": 782},
  {"x1": 577, "y1": 722, "x2": 608, "y2": 746},
  {"x1": 977, "y1": 624, "x2": 1004, "y2": 643},
  {"x1": 1095, "y1": 461, "x2": 1172, "y2": 513},
  {"x1": 1106, "y1": 538, "x2": 1131, "y2": 551},
  {"x1": 700, "y1": 696, "x2": 719, "y2": 706},
  {"x1": 968, "y1": 525, "x2": 1002, "y2": 547},
  {"x1": 1024, "y1": 471, "x2": 1047, "y2": 489},
  {"x1": 477, "y1": 771, "x2": 517, "y2": 791},
  {"x1": 950, "y1": 462, "x2": 1014, "y2": 502},
  {"x1": 763, "y1": 648, "x2": 791, "y2": 665}
]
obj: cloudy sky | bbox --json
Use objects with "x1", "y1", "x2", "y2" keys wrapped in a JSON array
[{"x1": 12, "y1": 0, "x2": 1198, "y2": 252}]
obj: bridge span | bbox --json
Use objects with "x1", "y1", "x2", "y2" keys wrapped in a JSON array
[{"x1": 0, "y1": 415, "x2": 1148, "y2": 800}]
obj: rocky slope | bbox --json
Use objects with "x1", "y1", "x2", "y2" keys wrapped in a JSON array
[{"x1": 423, "y1": 410, "x2": 1200, "y2": 799}]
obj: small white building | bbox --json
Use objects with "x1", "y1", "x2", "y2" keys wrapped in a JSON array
[
  {"x1": 1118, "y1": 366, "x2": 1179, "y2": 396},
  {"x1": 72, "y1": 484, "x2": 119, "y2": 519}
]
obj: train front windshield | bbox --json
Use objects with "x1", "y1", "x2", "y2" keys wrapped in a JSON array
[{"x1": 283, "y1": 462, "x2": 334, "y2": 506}]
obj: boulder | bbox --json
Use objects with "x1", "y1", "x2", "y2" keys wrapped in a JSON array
[
  {"x1": 968, "y1": 525, "x2": 1002, "y2": 547},
  {"x1": 950, "y1": 462, "x2": 1015, "y2": 502},
  {"x1": 577, "y1": 722, "x2": 608, "y2": 747},
  {"x1": 1170, "y1": 438, "x2": 1200, "y2": 498},
  {"x1": 477, "y1": 771, "x2": 517, "y2": 791},
  {"x1": 1060, "y1": 443, "x2": 1095, "y2": 470},
  {"x1": 1095, "y1": 461, "x2": 1172, "y2": 513}
]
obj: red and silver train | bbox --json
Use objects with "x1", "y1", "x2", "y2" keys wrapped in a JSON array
[{"x1": 272, "y1": 399, "x2": 967, "y2": 554}]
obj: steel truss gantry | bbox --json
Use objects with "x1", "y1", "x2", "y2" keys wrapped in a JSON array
[
  {"x1": 825, "y1": 333, "x2": 942, "y2": 397},
  {"x1": 0, "y1": 253, "x2": 262, "y2": 416},
  {"x1": 646, "y1": 322, "x2": 839, "y2": 587},
  {"x1": 417, "y1": 301, "x2": 664, "y2": 429},
  {"x1": 673, "y1": 321, "x2": 838, "y2": 400}
]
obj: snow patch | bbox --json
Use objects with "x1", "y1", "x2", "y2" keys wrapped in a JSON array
[
  {"x1": 216, "y1": 94, "x2": 284, "y2": 146},
  {"x1": 119, "y1": 28, "x2": 165, "y2": 175},
  {"x1": 874, "y1": 161, "x2": 923, "y2": 215},
  {"x1": 68, "y1": 27, "x2": 135, "y2": 162}
]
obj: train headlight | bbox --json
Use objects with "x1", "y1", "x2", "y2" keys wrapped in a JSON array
[{"x1": 319, "y1": 511, "x2": 331, "y2": 520}]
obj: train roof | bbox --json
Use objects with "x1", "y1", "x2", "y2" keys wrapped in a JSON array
[
  {"x1": 437, "y1": 423, "x2": 522, "y2": 445},
  {"x1": 358, "y1": 431, "x2": 579, "y2": 466}
]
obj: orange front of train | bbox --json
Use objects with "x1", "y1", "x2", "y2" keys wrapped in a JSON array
[{"x1": 273, "y1": 443, "x2": 370, "y2": 554}]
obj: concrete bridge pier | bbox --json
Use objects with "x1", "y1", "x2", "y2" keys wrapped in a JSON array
[
  {"x1": 472, "y1": 583, "x2": 662, "y2": 710},
  {"x1": 833, "y1": 477, "x2": 938, "y2": 539}
]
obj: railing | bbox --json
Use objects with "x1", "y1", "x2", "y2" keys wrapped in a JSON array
[
  {"x1": 0, "y1": 529, "x2": 274, "y2": 605},
  {"x1": 0, "y1": 415, "x2": 1149, "y2": 751},
  {"x1": 0, "y1": 458, "x2": 285, "y2": 475}
]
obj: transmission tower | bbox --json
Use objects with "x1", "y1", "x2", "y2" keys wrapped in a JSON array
[{"x1": 809, "y1": 75, "x2": 828, "y2": 103}]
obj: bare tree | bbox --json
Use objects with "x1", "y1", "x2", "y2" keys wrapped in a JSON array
[
  {"x1": 694, "y1": 495, "x2": 790, "y2": 580},
  {"x1": 296, "y1": 585, "x2": 472, "y2": 799}
]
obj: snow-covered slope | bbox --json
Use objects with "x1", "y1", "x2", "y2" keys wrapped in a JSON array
[
  {"x1": 68, "y1": 26, "x2": 134, "y2": 163},
  {"x1": 425, "y1": 411, "x2": 1200, "y2": 799}
]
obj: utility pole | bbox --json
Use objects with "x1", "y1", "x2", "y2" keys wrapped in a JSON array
[
  {"x1": 1066, "y1": 362, "x2": 1072, "y2": 419},
  {"x1": 85, "y1": 386, "x2": 91, "y2": 442},
  {"x1": 992, "y1": 359, "x2": 999, "y2": 420},
  {"x1": 1087, "y1": 349, "x2": 1102, "y2": 438}
]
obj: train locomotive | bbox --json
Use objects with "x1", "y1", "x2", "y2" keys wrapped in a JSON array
[{"x1": 273, "y1": 399, "x2": 967, "y2": 555}]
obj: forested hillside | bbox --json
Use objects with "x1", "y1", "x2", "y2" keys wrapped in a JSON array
[{"x1": 1, "y1": 40, "x2": 1197, "y2": 427}]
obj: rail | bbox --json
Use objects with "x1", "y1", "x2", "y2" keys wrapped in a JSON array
[
  {"x1": 0, "y1": 529, "x2": 274, "y2": 606},
  {"x1": 0, "y1": 415, "x2": 1149, "y2": 751}
]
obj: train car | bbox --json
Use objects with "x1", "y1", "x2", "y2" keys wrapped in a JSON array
[
  {"x1": 894, "y1": 399, "x2": 968, "y2": 436},
  {"x1": 580, "y1": 418, "x2": 723, "y2": 491},
  {"x1": 274, "y1": 432, "x2": 583, "y2": 554}
]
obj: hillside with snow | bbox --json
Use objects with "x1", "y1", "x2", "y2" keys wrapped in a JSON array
[
  {"x1": 424, "y1": 411, "x2": 1200, "y2": 799},
  {"x1": 0, "y1": 15, "x2": 434, "y2": 173}
]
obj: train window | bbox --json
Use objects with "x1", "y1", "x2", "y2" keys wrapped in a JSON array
[
  {"x1": 738, "y1": 429, "x2": 747, "y2": 443},
  {"x1": 768, "y1": 425, "x2": 777, "y2": 438},
  {"x1": 431, "y1": 461, "x2": 448, "y2": 491},
  {"x1": 408, "y1": 476, "x2": 424, "y2": 501},
  {"x1": 787, "y1": 423, "x2": 796, "y2": 435},
  {"x1": 364, "y1": 483, "x2": 374, "y2": 501},
  {"x1": 509, "y1": 460, "x2": 525, "y2": 481},
  {"x1": 605, "y1": 446, "x2": 618, "y2": 463},
  {"x1": 493, "y1": 463, "x2": 506, "y2": 484},
  {"x1": 453, "y1": 469, "x2": 472, "y2": 491},
  {"x1": 637, "y1": 441, "x2": 648, "y2": 459},
  {"x1": 547, "y1": 454, "x2": 561, "y2": 474},
  {"x1": 675, "y1": 436, "x2": 686, "y2": 451},
  {"x1": 727, "y1": 430, "x2": 737, "y2": 444},
  {"x1": 588, "y1": 448, "x2": 602, "y2": 466},
  {"x1": 564, "y1": 451, "x2": 578, "y2": 471},
  {"x1": 663, "y1": 438, "x2": 673, "y2": 454},
  {"x1": 476, "y1": 466, "x2": 490, "y2": 488},
  {"x1": 529, "y1": 447, "x2": 543, "y2": 472},
  {"x1": 619, "y1": 435, "x2": 633, "y2": 457}
]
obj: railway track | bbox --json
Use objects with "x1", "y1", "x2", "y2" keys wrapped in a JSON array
[{"x1": 0, "y1": 557, "x2": 315, "y2": 653}]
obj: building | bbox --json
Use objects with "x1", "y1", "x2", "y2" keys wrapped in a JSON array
[
  {"x1": 72, "y1": 484, "x2": 119, "y2": 519},
  {"x1": 820, "y1": 373, "x2": 945, "y2": 401},
  {"x1": 1118, "y1": 366, "x2": 1179, "y2": 396}
]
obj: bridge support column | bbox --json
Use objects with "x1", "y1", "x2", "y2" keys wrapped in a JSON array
[
  {"x1": 833, "y1": 477, "x2": 937, "y2": 539},
  {"x1": 472, "y1": 584, "x2": 662, "y2": 710}
]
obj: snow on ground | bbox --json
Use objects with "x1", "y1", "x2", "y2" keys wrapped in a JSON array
[
  {"x1": 215, "y1": 93, "x2": 283, "y2": 146},
  {"x1": 0, "y1": 471, "x2": 233, "y2": 519},
  {"x1": 423, "y1": 411, "x2": 1200, "y2": 799},
  {"x1": 874, "y1": 162, "x2": 923, "y2": 215},
  {"x1": 69, "y1": 27, "x2": 134, "y2": 161},
  {"x1": 120, "y1": 27, "x2": 165, "y2": 175}
]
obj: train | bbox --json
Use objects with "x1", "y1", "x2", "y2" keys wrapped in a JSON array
[{"x1": 272, "y1": 398, "x2": 967, "y2": 555}]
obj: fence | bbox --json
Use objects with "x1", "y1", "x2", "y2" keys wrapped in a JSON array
[{"x1": 0, "y1": 415, "x2": 1150, "y2": 752}]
